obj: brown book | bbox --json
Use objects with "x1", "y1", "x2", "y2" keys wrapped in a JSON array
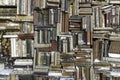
[
  {"x1": 69, "y1": 22, "x2": 81, "y2": 28},
  {"x1": 51, "y1": 40, "x2": 57, "y2": 51},
  {"x1": 33, "y1": 11, "x2": 39, "y2": 25},
  {"x1": 85, "y1": 67, "x2": 90, "y2": 80},
  {"x1": 77, "y1": 67, "x2": 82, "y2": 80},
  {"x1": 104, "y1": 12, "x2": 112, "y2": 27},
  {"x1": 64, "y1": 13, "x2": 69, "y2": 32},
  {"x1": 109, "y1": 41, "x2": 120, "y2": 54},
  {"x1": 18, "y1": 33, "x2": 34, "y2": 40},
  {"x1": 93, "y1": 40, "x2": 102, "y2": 60},
  {"x1": 39, "y1": 47, "x2": 51, "y2": 52},
  {"x1": 62, "y1": 11, "x2": 65, "y2": 32},
  {"x1": 61, "y1": 12, "x2": 69, "y2": 32}
]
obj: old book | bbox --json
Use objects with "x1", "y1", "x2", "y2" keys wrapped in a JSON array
[
  {"x1": 0, "y1": 8, "x2": 16, "y2": 16},
  {"x1": 11, "y1": 38, "x2": 18, "y2": 57},
  {"x1": 109, "y1": 0, "x2": 120, "y2": 4},
  {"x1": 79, "y1": 0, "x2": 91, "y2": 3},
  {"x1": 17, "y1": 0, "x2": 32, "y2": 15},
  {"x1": 49, "y1": 9, "x2": 54, "y2": 25},
  {"x1": 62, "y1": 39, "x2": 68, "y2": 53},
  {"x1": 84, "y1": 67, "x2": 90, "y2": 80},
  {"x1": 47, "y1": 0, "x2": 60, "y2": 7},
  {"x1": 47, "y1": 0, "x2": 60, "y2": 3},
  {"x1": 18, "y1": 33, "x2": 34, "y2": 40},
  {"x1": 93, "y1": 39, "x2": 103, "y2": 61},
  {"x1": 79, "y1": 3, "x2": 92, "y2": 15},
  {"x1": 44, "y1": 53, "x2": 51, "y2": 66},
  {"x1": 104, "y1": 12, "x2": 112, "y2": 27},
  {"x1": 78, "y1": 32, "x2": 86, "y2": 45},
  {"x1": 93, "y1": 6, "x2": 100, "y2": 28},
  {"x1": 72, "y1": 33, "x2": 78, "y2": 48},
  {"x1": 103, "y1": 40, "x2": 109, "y2": 57},
  {"x1": 34, "y1": 0, "x2": 41, "y2": 8},
  {"x1": 10, "y1": 74, "x2": 16, "y2": 80},
  {"x1": 79, "y1": 7, "x2": 92, "y2": 15},
  {"x1": 69, "y1": 15, "x2": 82, "y2": 22},
  {"x1": 108, "y1": 41, "x2": 120, "y2": 58},
  {"x1": 40, "y1": 0, "x2": 46, "y2": 9},
  {"x1": 60, "y1": 78, "x2": 74, "y2": 80},
  {"x1": 69, "y1": 22, "x2": 81, "y2": 31},
  {"x1": 0, "y1": 0, "x2": 16, "y2": 6},
  {"x1": 73, "y1": 0, "x2": 79, "y2": 15},
  {"x1": 61, "y1": 0, "x2": 65, "y2": 11},
  {"x1": 76, "y1": 67, "x2": 82, "y2": 80},
  {"x1": 26, "y1": 39, "x2": 32, "y2": 57},
  {"x1": 22, "y1": 40, "x2": 27, "y2": 57},
  {"x1": 51, "y1": 52, "x2": 55, "y2": 66},
  {"x1": 79, "y1": 3, "x2": 91, "y2": 8},
  {"x1": 87, "y1": 32, "x2": 91, "y2": 45},
  {"x1": 34, "y1": 31, "x2": 38, "y2": 44},
  {"x1": 61, "y1": 11, "x2": 65, "y2": 32},
  {"x1": 34, "y1": 43, "x2": 51, "y2": 48},
  {"x1": 65, "y1": 0, "x2": 69, "y2": 12},
  {"x1": 51, "y1": 40, "x2": 57, "y2": 51},
  {"x1": 54, "y1": 8, "x2": 60, "y2": 23},
  {"x1": 61, "y1": 12, "x2": 69, "y2": 32},
  {"x1": 69, "y1": 4, "x2": 73, "y2": 16},
  {"x1": 18, "y1": 75, "x2": 33, "y2": 80},
  {"x1": 82, "y1": 16, "x2": 86, "y2": 29},
  {"x1": 34, "y1": 14, "x2": 40, "y2": 26}
]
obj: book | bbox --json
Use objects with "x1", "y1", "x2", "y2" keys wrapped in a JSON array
[
  {"x1": 0, "y1": 8, "x2": 16, "y2": 16},
  {"x1": 17, "y1": 0, "x2": 32, "y2": 15}
]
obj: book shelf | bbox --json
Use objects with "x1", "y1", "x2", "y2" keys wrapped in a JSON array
[{"x1": 0, "y1": 0, "x2": 120, "y2": 80}]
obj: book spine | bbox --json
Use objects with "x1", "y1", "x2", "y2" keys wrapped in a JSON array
[
  {"x1": 65, "y1": 0, "x2": 69, "y2": 12},
  {"x1": 22, "y1": 40, "x2": 27, "y2": 57},
  {"x1": 39, "y1": 30, "x2": 43, "y2": 43},
  {"x1": 10, "y1": 74, "x2": 16, "y2": 80},
  {"x1": 62, "y1": 39, "x2": 68, "y2": 53},
  {"x1": 85, "y1": 67, "x2": 90, "y2": 80},
  {"x1": 33, "y1": 11, "x2": 39, "y2": 25},
  {"x1": 62, "y1": 11, "x2": 65, "y2": 32},
  {"x1": 64, "y1": 13, "x2": 69, "y2": 32},
  {"x1": 61, "y1": 0, "x2": 65, "y2": 11},
  {"x1": 28, "y1": 0, "x2": 31, "y2": 16},
  {"x1": 11, "y1": 38, "x2": 17, "y2": 57},
  {"x1": 86, "y1": 16, "x2": 91, "y2": 45},
  {"x1": 51, "y1": 40, "x2": 57, "y2": 51},
  {"x1": 26, "y1": 39, "x2": 32, "y2": 57},
  {"x1": 93, "y1": 7, "x2": 100, "y2": 28},
  {"x1": 17, "y1": 0, "x2": 20, "y2": 15},
  {"x1": 49, "y1": 9, "x2": 54, "y2": 25},
  {"x1": 51, "y1": 52, "x2": 55, "y2": 65},
  {"x1": 73, "y1": 0, "x2": 79, "y2": 15}
]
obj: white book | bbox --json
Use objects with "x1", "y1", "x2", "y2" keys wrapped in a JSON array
[
  {"x1": 28, "y1": 0, "x2": 31, "y2": 16},
  {"x1": 22, "y1": 40, "x2": 27, "y2": 57},
  {"x1": 11, "y1": 38, "x2": 17, "y2": 57},
  {"x1": 63, "y1": 39, "x2": 68, "y2": 53},
  {"x1": 17, "y1": 0, "x2": 20, "y2": 15}
]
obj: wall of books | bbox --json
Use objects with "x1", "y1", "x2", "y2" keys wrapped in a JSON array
[{"x1": 0, "y1": 0, "x2": 120, "y2": 80}]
